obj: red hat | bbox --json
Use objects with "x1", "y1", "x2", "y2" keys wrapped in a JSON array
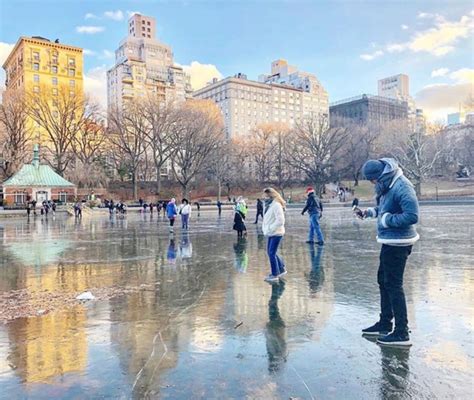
[{"x1": 306, "y1": 187, "x2": 315, "y2": 194}]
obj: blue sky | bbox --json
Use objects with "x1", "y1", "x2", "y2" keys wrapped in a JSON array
[{"x1": 1, "y1": 0, "x2": 473, "y2": 121}]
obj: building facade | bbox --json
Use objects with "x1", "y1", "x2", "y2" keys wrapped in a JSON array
[
  {"x1": 193, "y1": 60, "x2": 328, "y2": 138},
  {"x1": 330, "y1": 94, "x2": 408, "y2": 127},
  {"x1": 2, "y1": 36, "x2": 84, "y2": 143},
  {"x1": 107, "y1": 13, "x2": 192, "y2": 112}
]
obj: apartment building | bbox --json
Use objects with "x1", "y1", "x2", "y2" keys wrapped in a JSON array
[
  {"x1": 2, "y1": 36, "x2": 83, "y2": 143},
  {"x1": 193, "y1": 60, "x2": 329, "y2": 138},
  {"x1": 107, "y1": 13, "x2": 192, "y2": 112}
]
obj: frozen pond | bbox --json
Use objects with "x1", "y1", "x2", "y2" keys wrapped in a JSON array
[{"x1": 0, "y1": 206, "x2": 472, "y2": 399}]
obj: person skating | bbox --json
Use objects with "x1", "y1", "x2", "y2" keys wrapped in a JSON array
[
  {"x1": 217, "y1": 200, "x2": 222, "y2": 216},
  {"x1": 166, "y1": 198, "x2": 178, "y2": 232},
  {"x1": 301, "y1": 187, "x2": 324, "y2": 245},
  {"x1": 179, "y1": 199, "x2": 192, "y2": 230},
  {"x1": 233, "y1": 196, "x2": 248, "y2": 238},
  {"x1": 357, "y1": 158, "x2": 419, "y2": 347},
  {"x1": 262, "y1": 188, "x2": 286, "y2": 283},
  {"x1": 254, "y1": 198, "x2": 264, "y2": 224}
]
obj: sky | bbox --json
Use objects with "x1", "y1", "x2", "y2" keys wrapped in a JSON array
[{"x1": 0, "y1": 0, "x2": 473, "y2": 122}]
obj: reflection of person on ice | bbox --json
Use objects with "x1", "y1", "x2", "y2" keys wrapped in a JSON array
[{"x1": 357, "y1": 158, "x2": 419, "y2": 347}]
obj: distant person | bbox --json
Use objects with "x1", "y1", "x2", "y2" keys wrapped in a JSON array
[
  {"x1": 233, "y1": 196, "x2": 248, "y2": 238},
  {"x1": 149, "y1": 202, "x2": 154, "y2": 215},
  {"x1": 217, "y1": 200, "x2": 223, "y2": 216},
  {"x1": 254, "y1": 198, "x2": 264, "y2": 224},
  {"x1": 179, "y1": 198, "x2": 192, "y2": 230},
  {"x1": 74, "y1": 201, "x2": 82, "y2": 218},
  {"x1": 356, "y1": 158, "x2": 419, "y2": 347},
  {"x1": 301, "y1": 187, "x2": 324, "y2": 245},
  {"x1": 262, "y1": 187, "x2": 286, "y2": 283},
  {"x1": 195, "y1": 201, "x2": 201, "y2": 216},
  {"x1": 352, "y1": 197, "x2": 359, "y2": 209},
  {"x1": 31, "y1": 199, "x2": 37, "y2": 215},
  {"x1": 166, "y1": 198, "x2": 178, "y2": 232},
  {"x1": 51, "y1": 202, "x2": 56, "y2": 216},
  {"x1": 139, "y1": 198, "x2": 144, "y2": 207},
  {"x1": 26, "y1": 202, "x2": 31, "y2": 217}
]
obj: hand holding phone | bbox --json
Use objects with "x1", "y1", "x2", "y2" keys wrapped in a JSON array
[{"x1": 353, "y1": 206, "x2": 366, "y2": 219}]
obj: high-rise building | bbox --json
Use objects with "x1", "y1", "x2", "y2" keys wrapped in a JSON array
[
  {"x1": 107, "y1": 13, "x2": 192, "y2": 112},
  {"x1": 2, "y1": 36, "x2": 84, "y2": 142},
  {"x1": 330, "y1": 94, "x2": 408, "y2": 127},
  {"x1": 193, "y1": 60, "x2": 328, "y2": 138}
]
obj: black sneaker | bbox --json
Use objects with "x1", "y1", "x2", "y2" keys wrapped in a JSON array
[
  {"x1": 377, "y1": 331, "x2": 412, "y2": 347},
  {"x1": 317, "y1": 241, "x2": 325, "y2": 246},
  {"x1": 362, "y1": 322, "x2": 392, "y2": 337},
  {"x1": 306, "y1": 240, "x2": 315, "y2": 244}
]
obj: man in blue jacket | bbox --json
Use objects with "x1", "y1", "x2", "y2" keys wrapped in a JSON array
[{"x1": 357, "y1": 158, "x2": 419, "y2": 347}]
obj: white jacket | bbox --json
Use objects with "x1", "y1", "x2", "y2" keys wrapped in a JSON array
[
  {"x1": 262, "y1": 201, "x2": 285, "y2": 237},
  {"x1": 180, "y1": 204, "x2": 192, "y2": 215}
]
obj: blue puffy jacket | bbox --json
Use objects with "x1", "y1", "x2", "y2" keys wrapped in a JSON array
[
  {"x1": 166, "y1": 202, "x2": 178, "y2": 218},
  {"x1": 366, "y1": 159, "x2": 419, "y2": 245}
]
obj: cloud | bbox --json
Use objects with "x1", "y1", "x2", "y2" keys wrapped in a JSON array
[
  {"x1": 401, "y1": 24, "x2": 409, "y2": 30},
  {"x1": 84, "y1": 65, "x2": 108, "y2": 108},
  {"x1": 101, "y1": 50, "x2": 114, "y2": 59},
  {"x1": 388, "y1": 14, "x2": 474, "y2": 56},
  {"x1": 180, "y1": 61, "x2": 222, "y2": 90},
  {"x1": 104, "y1": 10, "x2": 124, "y2": 21},
  {"x1": 127, "y1": 10, "x2": 141, "y2": 17},
  {"x1": 85, "y1": 13, "x2": 98, "y2": 20},
  {"x1": 431, "y1": 68, "x2": 449, "y2": 77},
  {"x1": 449, "y1": 68, "x2": 474, "y2": 83},
  {"x1": 360, "y1": 50, "x2": 384, "y2": 61},
  {"x1": 416, "y1": 69, "x2": 474, "y2": 121},
  {"x1": 83, "y1": 49, "x2": 97, "y2": 56},
  {"x1": 76, "y1": 25, "x2": 105, "y2": 34},
  {"x1": 0, "y1": 42, "x2": 15, "y2": 88}
]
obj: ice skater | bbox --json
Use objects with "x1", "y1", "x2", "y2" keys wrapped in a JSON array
[
  {"x1": 233, "y1": 196, "x2": 247, "y2": 238},
  {"x1": 166, "y1": 198, "x2": 178, "y2": 232},
  {"x1": 179, "y1": 198, "x2": 192, "y2": 230},
  {"x1": 217, "y1": 200, "x2": 222, "y2": 216},
  {"x1": 254, "y1": 198, "x2": 264, "y2": 224},
  {"x1": 302, "y1": 187, "x2": 324, "y2": 245},
  {"x1": 262, "y1": 188, "x2": 286, "y2": 283},
  {"x1": 357, "y1": 158, "x2": 419, "y2": 347}
]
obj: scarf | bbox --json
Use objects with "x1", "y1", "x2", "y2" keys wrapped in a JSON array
[{"x1": 264, "y1": 198, "x2": 273, "y2": 214}]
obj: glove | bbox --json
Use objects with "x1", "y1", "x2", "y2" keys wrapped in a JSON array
[{"x1": 301, "y1": 211, "x2": 305, "y2": 216}]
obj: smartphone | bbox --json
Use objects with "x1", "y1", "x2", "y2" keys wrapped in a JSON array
[{"x1": 353, "y1": 206, "x2": 365, "y2": 219}]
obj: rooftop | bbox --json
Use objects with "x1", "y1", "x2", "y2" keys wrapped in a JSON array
[{"x1": 330, "y1": 94, "x2": 408, "y2": 107}]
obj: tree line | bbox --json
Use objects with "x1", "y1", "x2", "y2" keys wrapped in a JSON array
[{"x1": 1, "y1": 85, "x2": 472, "y2": 199}]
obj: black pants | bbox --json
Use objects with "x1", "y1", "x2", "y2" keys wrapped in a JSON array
[
  {"x1": 378, "y1": 244, "x2": 412, "y2": 333},
  {"x1": 255, "y1": 210, "x2": 263, "y2": 223}
]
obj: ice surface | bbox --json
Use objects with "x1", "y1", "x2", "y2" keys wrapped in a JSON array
[{"x1": 0, "y1": 206, "x2": 472, "y2": 399}]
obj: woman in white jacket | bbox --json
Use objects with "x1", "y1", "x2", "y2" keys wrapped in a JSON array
[{"x1": 262, "y1": 188, "x2": 286, "y2": 282}]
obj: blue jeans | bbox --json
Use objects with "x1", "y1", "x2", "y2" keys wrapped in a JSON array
[
  {"x1": 181, "y1": 214, "x2": 189, "y2": 229},
  {"x1": 308, "y1": 213, "x2": 324, "y2": 242},
  {"x1": 267, "y1": 236, "x2": 285, "y2": 276}
]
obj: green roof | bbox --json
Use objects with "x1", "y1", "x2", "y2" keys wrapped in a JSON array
[{"x1": 2, "y1": 145, "x2": 75, "y2": 187}]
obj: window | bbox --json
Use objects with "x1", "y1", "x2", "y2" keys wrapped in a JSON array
[
  {"x1": 142, "y1": 26, "x2": 145, "y2": 31},
  {"x1": 52, "y1": 99, "x2": 58, "y2": 107},
  {"x1": 59, "y1": 192, "x2": 67, "y2": 203},
  {"x1": 53, "y1": 110, "x2": 59, "y2": 118},
  {"x1": 33, "y1": 51, "x2": 39, "y2": 61},
  {"x1": 51, "y1": 65, "x2": 58, "y2": 74},
  {"x1": 147, "y1": 21, "x2": 150, "y2": 25},
  {"x1": 33, "y1": 74, "x2": 39, "y2": 82},
  {"x1": 52, "y1": 77, "x2": 58, "y2": 85},
  {"x1": 68, "y1": 57, "x2": 75, "y2": 66},
  {"x1": 69, "y1": 79, "x2": 75, "y2": 87},
  {"x1": 68, "y1": 69, "x2": 75, "y2": 77},
  {"x1": 69, "y1": 90, "x2": 75, "y2": 97},
  {"x1": 142, "y1": 33, "x2": 145, "y2": 37},
  {"x1": 52, "y1": 55, "x2": 58, "y2": 64},
  {"x1": 14, "y1": 192, "x2": 26, "y2": 204},
  {"x1": 52, "y1": 88, "x2": 58, "y2": 96},
  {"x1": 33, "y1": 63, "x2": 39, "y2": 71},
  {"x1": 33, "y1": 86, "x2": 39, "y2": 93},
  {"x1": 147, "y1": 27, "x2": 151, "y2": 32}
]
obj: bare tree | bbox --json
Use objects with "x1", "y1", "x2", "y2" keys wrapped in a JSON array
[
  {"x1": 271, "y1": 124, "x2": 293, "y2": 196},
  {"x1": 286, "y1": 115, "x2": 348, "y2": 196},
  {"x1": 141, "y1": 98, "x2": 178, "y2": 194},
  {"x1": 0, "y1": 91, "x2": 33, "y2": 178},
  {"x1": 207, "y1": 138, "x2": 232, "y2": 201},
  {"x1": 249, "y1": 124, "x2": 277, "y2": 183},
  {"x1": 26, "y1": 85, "x2": 92, "y2": 175},
  {"x1": 108, "y1": 103, "x2": 148, "y2": 199},
  {"x1": 170, "y1": 100, "x2": 224, "y2": 198}
]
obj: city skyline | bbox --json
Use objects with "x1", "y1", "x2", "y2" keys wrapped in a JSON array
[{"x1": 1, "y1": 0, "x2": 473, "y2": 122}]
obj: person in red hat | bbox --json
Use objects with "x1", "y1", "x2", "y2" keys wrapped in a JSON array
[{"x1": 301, "y1": 187, "x2": 324, "y2": 245}]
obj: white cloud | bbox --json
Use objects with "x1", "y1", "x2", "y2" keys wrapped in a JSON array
[
  {"x1": 84, "y1": 65, "x2": 108, "y2": 108},
  {"x1": 181, "y1": 61, "x2": 222, "y2": 90},
  {"x1": 431, "y1": 68, "x2": 450, "y2": 77},
  {"x1": 83, "y1": 49, "x2": 97, "y2": 56},
  {"x1": 101, "y1": 50, "x2": 114, "y2": 59},
  {"x1": 360, "y1": 50, "x2": 384, "y2": 61},
  {"x1": 401, "y1": 24, "x2": 409, "y2": 30},
  {"x1": 0, "y1": 42, "x2": 15, "y2": 88},
  {"x1": 417, "y1": 12, "x2": 431, "y2": 19},
  {"x1": 416, "y1": 68, "x2": 474, "y2": 121},
  {"x1": 127, "y1": 10, "x2": 141, "y2": 17},
  {"x1": 85, "y1": 13, "x2": 98, "y2": 20},
  {"x1": 449, "y1": 68, "x2": 474, "y2": 83},
  {"x1": 76, "y1": 25, "x2": 105, "y2": 34},
  {"x1": 388, "y1": 14, "x2": 473, "y2": 56},
  {"x1": 104, "y1": 10, "x2": 124, "y2": 21}
]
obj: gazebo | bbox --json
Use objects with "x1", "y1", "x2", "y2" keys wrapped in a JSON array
[{"x1": 2, "y1": 145, "x2": 76, "y2": 205}]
